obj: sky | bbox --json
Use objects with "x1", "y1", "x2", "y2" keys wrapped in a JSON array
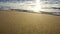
[
  {"x1": 0, "y1": 0, "x2": 60, "y2": 10},
  {"x1": 0, "y1": 0, "x2": 35, "y2": 10},
  {"x1": 0, "y1": 0, "x2": 34, "y2": 2}
]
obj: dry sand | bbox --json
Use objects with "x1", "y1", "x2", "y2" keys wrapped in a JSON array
[{"x1": 0, "y1": 11, "x2": 60, "y2": 34}]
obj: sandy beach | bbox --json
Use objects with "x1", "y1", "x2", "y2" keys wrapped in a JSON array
[{"x1": 0, "y1": 11, "x2": 60, "y2": 34}]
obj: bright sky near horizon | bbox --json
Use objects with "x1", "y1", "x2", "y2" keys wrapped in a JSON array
[{"x1": 0, "y1": 0, "x2": 60, "y2": 11}]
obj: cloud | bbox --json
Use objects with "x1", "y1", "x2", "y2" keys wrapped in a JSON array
[
  {"x1": 0, "y1": 0, "x2": 60, "y2": 11},
  {"x1": 0, "y1": 0, "x2": 35, "y2": 10},
  {"x1": 0, "y1": 0, "x2": 34, "y2": 2},
  {"x1": 41, "y1": 0, "x2": 60, "y2": 4}
]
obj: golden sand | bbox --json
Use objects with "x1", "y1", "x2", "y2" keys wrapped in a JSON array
[{"x1": 0, "y1": 11, "x2": 60, "y2": 34}]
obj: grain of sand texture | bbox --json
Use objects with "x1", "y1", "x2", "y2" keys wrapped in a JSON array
[{"x1": 0, "y1": 11, "x2": 60, "y2": 34}]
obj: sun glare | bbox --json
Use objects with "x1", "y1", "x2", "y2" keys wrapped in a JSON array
[{"x1": 33, "y1": 0, "x2": 41, "y2": 12}]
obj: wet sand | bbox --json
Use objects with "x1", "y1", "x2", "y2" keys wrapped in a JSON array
[{"x1": 0, "y1": 11, "x2": 60, "y2": 34}]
